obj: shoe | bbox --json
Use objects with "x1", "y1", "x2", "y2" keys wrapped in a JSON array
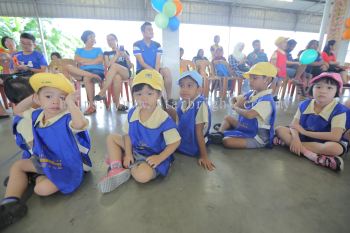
[
  {"x1": 0, "y1": 114, "x2": 10, "y2": 119},
  {"x1": 208, "y1": 132, "x2": 224, "y2": 145},
  {"x1": 273, "y1": 96, "x2": 279, "y2": 102},
  {"x1": 167, "y1": 99, "x2": 177, "y2": 108},
  {"x1": 117, "y1": 104, "x2": 129, "y2": 112},
  {"x1": 93, "y1": 94, "x2": 106, "y2": 101},
  {"x1": 0, "y1": 201, "x2": 27, "y2": 230},
  {"x1": 84, "y1": 105, "x2": 96, "y2": 115},
  {"x1": 316, "y1": 155, "x2": 344, "y2": 172},
  {"x1": 98, "y1": 168, "x2": 131, "y2": 193},
  {"x1": 213, "y1": 123, "x2": 222, "y2": 132}
]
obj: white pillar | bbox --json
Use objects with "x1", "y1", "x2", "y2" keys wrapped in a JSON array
[
  {"x1": 319, "y1": 0, "x2": 332, "y2": 50},
  {"x1": 337, "y1": 3, "x2": 350, "y2": 64},
  {"x1": 162, "y1": 29, "x2": 180, "y2": 100}
]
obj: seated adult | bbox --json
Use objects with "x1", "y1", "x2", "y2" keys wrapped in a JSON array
[
  {"x1": 321, "y1": 40, "x2": 349, "y2": 85},
  {"x1": 246, "y1": 40, "x2": 268, "y2": 67},
  {"x1": 13, "y1": 32, "x2": 48, "y2": 75},
  {"x1": 74, "y1": 30, "x2": 104, "y2": 115},
  {"x1": 192, "y1": 49, "x2": 209, "y2": 64},
  {"x1": 179, "y1": 47, "x2": 195, "y2": 73},
  {"x1": 94, "y1": 33, "x2": 131, "y2": 111},
  {"x1": 228, "y1": 42, "x2": 249, "y2": 94},
  {"x1": 50, "y1": 52, "x2": 62, "y2": 61},
  {"x1": 133, "y1": 22, "x2": 173, "y2": 103},
  {"x1": 298, "y1": 40, "x2": 328, "y2": 78}
]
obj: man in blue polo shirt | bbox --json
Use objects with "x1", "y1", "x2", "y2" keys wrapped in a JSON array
[
  {"x1": 133, "y1": 22, "x2": 173, "y2": 101},
  {"x1": 13, "y1": 33, "x2": 48, "y2": 74},
  {"x1": 246, "y1": 40, "x2": 268, "y2": 67}
]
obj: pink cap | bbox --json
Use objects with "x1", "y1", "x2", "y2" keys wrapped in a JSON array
[{"x1": 309, "y1": 72, "x2": 343, "y2": 95}]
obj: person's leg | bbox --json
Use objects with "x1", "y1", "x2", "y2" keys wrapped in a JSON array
[
  {"x1": 160, "y1": 67, "x2": 172, "y2": 100},
  {"x1": 131, "y1": 162, "x2": 155, "y2": 183},
  {"x1": 0, "y1": 102, "x2": 9, "y2": 117},
  {"x1": 83, "y1": 78, "x2": 96, "y2": 114},
  {"x1": 98, "y1": 134, "x2": 131, "y2": 193},
  {"x1": 219, "y1": 115, "x2": 238, "y2": 132},
  {"x1": 222, "y1": 137, "x2": 248, "y2": 149},
  {"x1": 275, "y1": 126, "x2": 293, "y2": 146},
  {"x1": 66, "y1": 65, "x2": 101, "y2": 81},
  {"x1": 96, "y1": 63, "x2": 129, "y2": 98},
  {"x1": 33, "y1": 176, "x2": 58, "y2": 196}
]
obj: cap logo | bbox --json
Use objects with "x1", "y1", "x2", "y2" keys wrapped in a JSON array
[{"x1": 145, "y1": 73, "x2": 153, "y2": 79}]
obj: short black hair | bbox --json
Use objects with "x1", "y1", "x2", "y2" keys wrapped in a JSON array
[
  {"x1": 287, "y1": 39, "x2": 297, "y2": 47},
  {"x1": 252, "y1": 40, "x2": 260, "y2": 46},
  {"x1": 308, "y1": 76, "x2": 340, "y2": 97},
  {"x1": 20, "y1": 33, "x2": 35, "y2": 43},
  {"x1": 81, "y1": 30, "x2": 95, "y2": 43},
  {"x1": 132, "y1": 83, "x2": 160, "y2": 94},
  {"x1": 1, "y1": 36, "x2": 11, "y2": 49},
  {"x1": 141, "y1": 22, "x2": 152, "y2": 32},
  {"x1": 50, "y1": 52, "x2": 62, "y2": 59},
  {"x1": 107, "y1": 33, "x2": 117, "y2": 40}
]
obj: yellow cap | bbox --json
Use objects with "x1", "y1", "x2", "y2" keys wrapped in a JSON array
[
  {"x1": 132, "y1": 69, "x2": 164, "y2": 91},
  {"x1": 243, "y1": 62, "x2": 278, "y2": 79},
  {"x1": 275, "y1": 36, "x2": 289, "y2": 46},
  {"x1": 29, "y1": 73, "x2": 75, "y2": 94}
]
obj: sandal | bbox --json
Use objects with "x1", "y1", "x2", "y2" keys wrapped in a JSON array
[
  {"x1": 208, "y1": 132, "x2": 224, "y2": 145},
  {"x1": 117, "y1": 104, "x2": 129, "y2": 112},
  {"x1": 84, "y1": 105, "x2": 96, "y2": 115},
  {"x1": 93, "y1": 94, "x2": 106, "y2": 101},
  {"x1": 213, "y1": 123, "x2": 221, "y2": 131}
]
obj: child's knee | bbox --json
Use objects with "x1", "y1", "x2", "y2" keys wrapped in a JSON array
[
  {"x1": 34, "y1": 181, "x2": 58, "y2": 196},
  {"x1": 275, "y1": 126, "x2": 288, "y2": 135},
  {"x1": 131, "y1": 163, "x2": 154, "y2": 183}
]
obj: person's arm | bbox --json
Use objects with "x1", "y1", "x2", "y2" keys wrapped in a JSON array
[
  {"x1": 232, "y1": 104, "x2": 259, "y2": 119},
  {"x1": 65, "y1": 91, "x2": 88, "y2": 130},
  {"x1": 155, "y1": 53, "x2": 161, "y2": 72},
  {"x1": 123, "y1": 135, "x2": 134, "y2": 168},
  {"x1": 270, "y1": 51, "x2": 277, "y2": 66},
  {"x1": 195, "y1": 123, "x2": 215, "y2": 171},
  {"x1": 134, "y1": 54, "x2": 154, "y2": 70},
  {"x1": 286, "y1": 60, "x2": 299, "y2": 66},
  {"x1": 146, "y1": 140, "x2": 181, "y2": 168},
  {"x1": 13, "y1": 94, "x2": 35, "y2": 116},
  {"x1": 75, "y1": 54, "x2": 103, "y2": 65}
]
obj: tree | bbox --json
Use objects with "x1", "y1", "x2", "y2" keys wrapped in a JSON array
[{"x1": 0, "y1": 17, "x2": 81, "y2": 60}]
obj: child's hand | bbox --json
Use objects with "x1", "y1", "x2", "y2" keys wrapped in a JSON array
[
  {"x1": 290, "y1": 122, "x2": 306, "y2": 135},
  {"x1": 198, "y1": 158, "x2": 215, "y2": 171},
  {"x1": 146, "y1": 155, "x2": 163, "y2": 168},
  {"x1": 65, "y1": 91, "x2": 79, "y2": 106},
  {"x1": 123, "y1": 155, "x2": 134, "y2": 168},
  {"x1": 289, "y1": 140, "x2": 302, "y2": 156},
  {"x1": 235, "y1": 96, "x2": 245, "y2": 108}
]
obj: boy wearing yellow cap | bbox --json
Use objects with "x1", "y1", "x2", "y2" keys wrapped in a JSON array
[
  {"x1": 0, "y1": 73, "x2": 91, "y2": 230},
  {"x1": 98, "y1": 69, "x2": 180, "y2": 193},
  {"x1": 270, "y1": 36, "x2": 288, "y2": 101},
  {"x1": 209, "y1": 62, "x2": 277, "y2": 149}
]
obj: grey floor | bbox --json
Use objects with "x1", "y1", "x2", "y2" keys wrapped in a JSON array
[{"x1": 0, "y1": 93, "x2": 350, "y2": 233}]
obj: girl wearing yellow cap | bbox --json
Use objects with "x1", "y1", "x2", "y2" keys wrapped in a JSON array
[
  {"x1": 98, "y1": 69, "x2": 181, "y2": 193},
  {"x1": 0, "y1": 73, "x2": 92, "y2": 229}
]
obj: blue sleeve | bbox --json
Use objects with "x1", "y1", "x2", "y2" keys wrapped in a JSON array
[
  {"x1": 155, "y1": 42, "x2": 162, "y2": 54},
  {"x1": 37, "y1": 52, "x2": 48, "y2": 66},
  {"x1": 75, "y1": 48, "x2": 82, "y2": 56},
  {"x1": 133, "y1": 41, "x2": 142, "y2": 55},
  {"x1": 96, "y1": 48, "x2": 103, "y2": 56}
]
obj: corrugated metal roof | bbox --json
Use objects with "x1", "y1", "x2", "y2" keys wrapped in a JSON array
[{"x1": 0, "y1": 0, "x2": 325, "y2": 32}]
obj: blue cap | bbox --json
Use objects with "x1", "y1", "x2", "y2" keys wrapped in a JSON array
[{"x1": 178, "y1": 71, "x2": 203, "y2": 86}]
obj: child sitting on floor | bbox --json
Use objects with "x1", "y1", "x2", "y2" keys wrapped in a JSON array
[
  {"x1": 209, "y1": 62, "x2": 277, "y2": 149},
  {"x1": 98, "y1": 69, "x2": 181, "y2": 193},
  {"x1": 0, "y1": 73, "x2": 92, "y2": 230},
  {"x1": 176, "y1": 71, "x2": 215, "y2": 171},
  {"x1": 274, "y1": 72, "x2": 346, "y2": 172}
]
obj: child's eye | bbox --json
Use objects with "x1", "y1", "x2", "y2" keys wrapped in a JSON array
[
  {"x1": 60, "y1": 96, "x2": 65, "y2": 101},
  {"x1": 45, "y1": 95, "x2": 51, "y2": 99}
]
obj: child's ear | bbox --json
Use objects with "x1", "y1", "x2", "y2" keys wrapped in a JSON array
[
  {"x1": 197, "y1": 86, "x2": 203, "y2": 95},
  {"x1": 32, "y1": 93, "x2": 40, "y2": 106}
]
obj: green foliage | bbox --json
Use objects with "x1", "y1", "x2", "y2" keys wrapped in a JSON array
[{"x1": 0, "y1": 17, "x2": 81, "y2": 61}]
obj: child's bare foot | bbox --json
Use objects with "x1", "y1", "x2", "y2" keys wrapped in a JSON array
[{"x1": 273, "y1": 135, "x2": 285, "y2": 146}]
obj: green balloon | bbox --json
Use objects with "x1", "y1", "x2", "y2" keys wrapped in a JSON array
[
  {"x1": 155, "y1": 13, "x2": 169, "y2": 29},
  {"x1": 163, "y1": 1, "x2": 176, "y2": 17}
]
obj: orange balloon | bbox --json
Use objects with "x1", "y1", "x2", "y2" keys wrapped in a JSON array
[
  {"x1": 343, "y1": 29, "x2": 350, "y2": 40},
  {"x1": 175, "y1": 1, "x2": 183, "y2": 16},
  {"x1": 346, "y1": 18, "x2": 350, "y2": 28}
]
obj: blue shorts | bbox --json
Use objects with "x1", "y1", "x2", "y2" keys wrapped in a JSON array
[
  {"x1": 84, "y1": 68, "x2": 105, "y2": 80},
  {"x1": 286, "y1": 68, "x2": 297, "y2": 78},
  {"x1": 129, "y1": 153, "x2": 159, "y2": 179}
]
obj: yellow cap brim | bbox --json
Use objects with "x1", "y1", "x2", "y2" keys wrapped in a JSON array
[{"x1": 29, "y1": 73, "x2": 75, "y2": 94}]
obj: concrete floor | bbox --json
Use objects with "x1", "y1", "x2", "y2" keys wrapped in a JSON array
[{"x1": 0, "y1": 94, "x2": 350, "y2": 233}]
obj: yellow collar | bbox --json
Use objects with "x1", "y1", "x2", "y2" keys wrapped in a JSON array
[
  {"x1": 248, "y1": 89, "x2": 272, "y2": 103},
  {"x1": 35, "y1": 110, "x2": 68, "y2": 127},
  {"x1": 130, "y1": 105, "x2": 169, "y2": 129},
  {"x1": 303, "y1": 99, "x2": 338, "y2": 121}
]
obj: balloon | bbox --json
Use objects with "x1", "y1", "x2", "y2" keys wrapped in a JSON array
[
  {"x1": 155, "y1": 13, "x2": 169, "y2": 29},
  {"x1": 163, "y1": 1, "x2": 176, "y2": 17},
  {"x1": 168, "y1": 17, "x2": 180, "y2": 31},
  {"x1": 151, "y1": 0, "x2": 167, "y2": 13},
  {"x1": 343, "y1": 28, "x2": 350, "y2": 40},
  {"x1": 174, "y1": 1, "x2": 183, "y2": 16},
  {"x1": 299, "y1": 49, "x2": 318, "y2": 65},
  {"x1": 345, "y1": 18, "x2": 350, "y2": 28}
]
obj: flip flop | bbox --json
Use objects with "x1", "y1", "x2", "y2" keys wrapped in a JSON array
[{"x1": 117, "y1": 104, "x2": 129, "y2": 112}]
